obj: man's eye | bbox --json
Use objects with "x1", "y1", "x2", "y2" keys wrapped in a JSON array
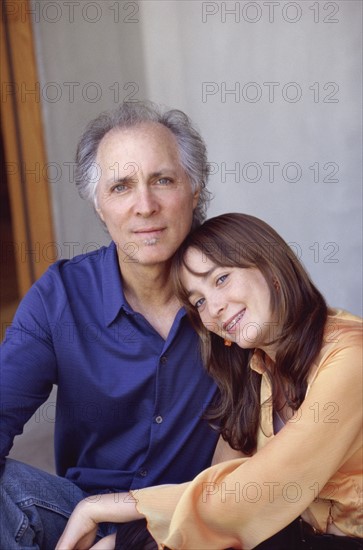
[
  {"x1": 194, "y1": 298, "x2": 205, "y2": 309},
  {"x1": 157, "y1": 177, "x2": 172, "y2": 185},
  {"x1": 112, "y1": 184, "x2": 128, "y2": 193}
]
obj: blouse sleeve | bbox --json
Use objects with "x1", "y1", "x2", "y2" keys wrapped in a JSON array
[{"x1": 132, "y1": 327, "x2": 362, "y2": 549}]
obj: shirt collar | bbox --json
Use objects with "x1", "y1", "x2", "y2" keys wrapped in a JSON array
[
  {"x1": 250, "y1": 348, "x2": 275, "y2": 374},
  {"x1": 102, "y1": 241, "x2": 133, "y2": 326},
  {"x1": 102, "y1": 241, "x2": 188, "y2": 329}
]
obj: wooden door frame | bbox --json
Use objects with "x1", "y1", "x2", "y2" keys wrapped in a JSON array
[{"x1": 1, "y1": 0, "x2": 55, "y2": 297}]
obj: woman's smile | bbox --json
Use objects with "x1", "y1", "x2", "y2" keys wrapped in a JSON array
[{"x1": 182, "y1": 246, "x2": 278, "y2": 354}]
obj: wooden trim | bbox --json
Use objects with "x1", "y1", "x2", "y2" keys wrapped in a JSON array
[{"x1": 1, "y1": 0, "x2": 55, "y2": 296}]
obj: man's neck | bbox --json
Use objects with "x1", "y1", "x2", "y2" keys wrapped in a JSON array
[{"x1": 120, "y1": 261, "x2": 181, "y2": 339}]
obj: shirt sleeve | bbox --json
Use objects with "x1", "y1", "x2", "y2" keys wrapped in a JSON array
[
  {"x1": 132, "y1": 328, "x2": 362, "y2": 549},
  {"x1": 0, "y1": 283, "x2": 57, "y2": 468}
]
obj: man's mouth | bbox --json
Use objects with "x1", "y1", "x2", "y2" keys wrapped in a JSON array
[
  {"x1": 223, "y1": 309, "x2": 246, "y2": 332},
  {"x1": 134, "y1": 227, "x2": 165, "y2": 236}
]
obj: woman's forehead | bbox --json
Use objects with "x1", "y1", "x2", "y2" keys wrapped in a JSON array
[
  {"x1": 183, "y1": 247, "x2": 216, "y2": 273},
  {"x1": 180, "y1": 248, "x2": 223, "y2": 293}
]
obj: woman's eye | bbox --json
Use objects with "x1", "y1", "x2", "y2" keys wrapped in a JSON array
[
  {"x1": 194, "y1": 297, "x2": 205, "y2": 309},
  {"x1": 216, "y1": 274, "x2": 228, "y2": 285}
]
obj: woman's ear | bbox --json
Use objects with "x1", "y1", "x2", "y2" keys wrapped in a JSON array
[{"x1": 272, "y1": 277, "x2": 280, "y2": 292}]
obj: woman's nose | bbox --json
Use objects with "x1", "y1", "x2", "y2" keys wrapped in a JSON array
[{"x1": 207, "y1": 295, "x2": 226, "y2": 319}]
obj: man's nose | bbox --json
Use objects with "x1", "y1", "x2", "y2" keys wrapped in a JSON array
[{"x1": 135, "y1": 186, "x2": 158, "y2": 217}]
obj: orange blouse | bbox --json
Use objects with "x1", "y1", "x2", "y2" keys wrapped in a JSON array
[{"x1": 131, "y1": 309, "x2": 363, "y2": 549}]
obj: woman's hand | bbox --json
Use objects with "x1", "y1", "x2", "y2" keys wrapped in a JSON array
[
  {"x1": 56, "y1": 492, "x2": 142, "y2": 549},
  {"x1": 55, "y1": 497, "x2": 101, "y2": 549},
  {"x1": 90, "y1": 533, "x2": 116, "y2": 549}
]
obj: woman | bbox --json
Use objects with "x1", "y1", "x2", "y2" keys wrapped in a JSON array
[{"x1": 57, "y1": 213, "x2": 362, "y2": 549}]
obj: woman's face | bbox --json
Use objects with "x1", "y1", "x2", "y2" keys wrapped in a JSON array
[{"x1": 181, "y1": 247, "x2": 279, "y2": 355}]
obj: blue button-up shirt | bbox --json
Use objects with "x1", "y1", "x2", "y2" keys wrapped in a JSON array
[{"x1": 0, "y1": 242, "x2": 219, "y2": 492}]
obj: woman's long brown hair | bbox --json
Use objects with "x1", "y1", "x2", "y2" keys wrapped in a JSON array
[{"x1": 172, "y1": 213, "x2": 327, "y2": 455}]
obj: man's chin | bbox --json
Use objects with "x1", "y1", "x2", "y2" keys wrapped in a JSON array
[
  {"x1": 141, "y1": 237, "x2": 159, "y2": 246},
  {"x1": 125, "y1": 247, "x2": 174, "y2": 268}
]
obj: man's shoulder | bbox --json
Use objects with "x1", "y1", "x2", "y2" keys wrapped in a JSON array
[
  {"x1": 56, "y1": 242, "x2": 112, "y2": 268},
  {"x1": 5, "y1": 242, "x2": 120, "y2": 340},
  {"x1": 27, "y1": 242, "x2": 117, "y2": 304},
  {"x1": 45, "y1": 242, "x2": 114, "y2": 280}
]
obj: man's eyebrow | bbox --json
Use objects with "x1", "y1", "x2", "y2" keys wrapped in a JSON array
[
  {"x1": 105, "y1": 168, "x2": 178, "y2": 186},
  {"x1": 150, "y1": 171, "x2": 163, "y2": 179},
  {"x1": 105, "y1": 175, "x2": 133, "y2": 186},
  {"x1": 150, "y1": 169, "x2": 178, "y2": 178}
]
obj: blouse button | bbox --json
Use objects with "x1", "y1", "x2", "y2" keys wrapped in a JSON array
[{"x1": 155, "y1": 415, "x2": 163, "y2": 424}]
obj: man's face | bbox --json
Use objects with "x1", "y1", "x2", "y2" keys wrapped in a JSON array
[{"x1": 95, "y1": 122, "x2": 199, "y2": 267}]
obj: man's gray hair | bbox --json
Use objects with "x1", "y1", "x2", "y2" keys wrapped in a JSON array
[{"x1": 75, "y1": 101, "x2": 211, "y2": 228}]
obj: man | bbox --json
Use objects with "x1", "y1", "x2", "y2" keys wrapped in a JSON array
[{"x1": 0, "y1": 101, "x2": 219, "y2": 549}]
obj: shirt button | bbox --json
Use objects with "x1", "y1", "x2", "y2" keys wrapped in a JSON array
[
  {"x1": 160, "y1": 356, "x2": 167, "y2": 364},
  {"x1": 139, "y1": 469, "x2": 148, "y2": 477},
  {"x1": 155, "y1": 415, "x2": 163, "y2": 424}
]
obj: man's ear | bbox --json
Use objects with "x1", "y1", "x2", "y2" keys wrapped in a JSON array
[
  {"x1": 192, "y1": 188, "x2": 200, "y2": 209},
  {"x1": 96, "y1": 207, "x2": 105, "y2": 223}
]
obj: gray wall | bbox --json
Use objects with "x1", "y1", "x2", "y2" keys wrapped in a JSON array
[{"x1": 32, "y1": 0, "x2": 362, "y2": 315}]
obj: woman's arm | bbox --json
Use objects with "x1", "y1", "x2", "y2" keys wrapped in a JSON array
[
  {"x1": 55, "y1": 493, "x2": 143, "y2": 550},
  {"x1": 133, "y1": 329, "x2": 363, "y2": 549}
]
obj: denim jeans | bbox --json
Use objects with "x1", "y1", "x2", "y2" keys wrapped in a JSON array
[{"x1": 0, "y1": 459, "x2": 116, "y2": 550}]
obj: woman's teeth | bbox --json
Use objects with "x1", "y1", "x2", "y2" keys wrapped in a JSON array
[{"x1": 226, "y1": 310, "x2": 245, "y2": 331}]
